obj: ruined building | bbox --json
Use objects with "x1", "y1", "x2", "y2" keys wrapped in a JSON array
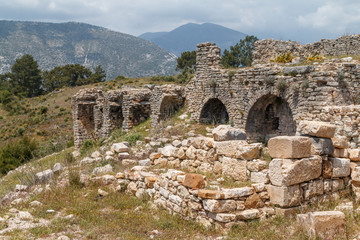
[
  {"x1": 73, "y1": 85, "x2": 184, "y2": 149},
  {"x1": 73, "y1": 34, "x2": 360, "y2": 148}
]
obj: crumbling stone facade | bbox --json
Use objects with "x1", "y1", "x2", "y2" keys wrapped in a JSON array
[
  {"x1": 73, "y1": 85, "x2": 184, "y2": 149},
  {"x1": 186, "y1": 41, "x2": 360, "y2": 144},
  {"x1": 253, "y1": 34, "x2": 360, "y2": 64}
]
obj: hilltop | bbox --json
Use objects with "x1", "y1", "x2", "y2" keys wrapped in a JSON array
[
  {"x1": 0, "y1": 20, "x2": 177, "y2": 79},
  {"x1": 139, "y1": 22, "x2": 247, "y2": 56}
]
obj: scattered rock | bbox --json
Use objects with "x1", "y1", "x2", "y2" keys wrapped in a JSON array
[
  {"x1": 212, "y1": 125, "x2": 247, "y2": 141},
  {"x1": 92, "y1": 164, "x2": 113, "y2": 175}
]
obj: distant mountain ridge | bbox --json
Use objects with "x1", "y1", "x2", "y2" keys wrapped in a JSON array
[
  {"x1": 0, "y1": 20, "x2": 177, "y2": 79},
  {"x1": 139, "y1": 23, "x2": 247, "y2": 56}
]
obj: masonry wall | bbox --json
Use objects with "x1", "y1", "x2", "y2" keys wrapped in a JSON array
[
  {"x1": 186, "y1": 42, "x2": 360, "y2": 145},
  {"x1": 73, "y1": 85, "x2": 185, "y2": 149},
  {"x1": 253, "y1": 34, "x2": 360, "y2": 64}
]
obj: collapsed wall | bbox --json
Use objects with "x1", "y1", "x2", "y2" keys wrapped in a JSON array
[{"x1": 253, "y1": 34, "x2": 360, "y2": 64}]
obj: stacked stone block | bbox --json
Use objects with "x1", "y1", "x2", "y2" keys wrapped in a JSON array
[
  {"x1": 150, "y1": 125, "x2": 267, "y2": 183},
  {"x1": 122, "y1": 168, "x2": 273, "y2": 228},
  {"x1": 267, "y1": 121, "x2": 351, "y2": 209}
]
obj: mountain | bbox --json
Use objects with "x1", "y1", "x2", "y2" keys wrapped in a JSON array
[
  {"x1": 0, "y1": 20, "x2": 177, "y2": 79},
  {"x1": 139, "y1": 23, "x2": 247, "y2": 56}
]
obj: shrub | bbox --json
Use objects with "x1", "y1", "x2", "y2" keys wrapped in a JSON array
[
  {"x1": 39, "y1": 106, "x2": 48, "y2": 115},
  {"x1": 64, "y1": 152, "x2": 75, "y2": 164},
  {"x1": 0, "y1": 136, "x2": 38, "y2": 174},
  {"x1": 301, "y1": 79, "x2": 310, "y2": 90},
  {"x1": 272, "y1": 51, "x2": 294, "y2": 63},
  {"x1": 125, "y1": 133, "x2": 143, "y2": 146},
  {"x1": 80, "y1": 139, "x2": 96, "y2": 156},
  {"x1": 276, "y1": 79, "x2": 288, "y2": 93}
]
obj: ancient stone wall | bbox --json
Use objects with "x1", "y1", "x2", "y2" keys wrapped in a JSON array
[
  {"x1": 73, "y1": 85, "x2": 185, "y2": 149},
  {"x1": 253, "y1": 34, "x2": 360, "y2": 64},
  {"x1": 186, "y1": 42, "x2": 360, "y2": 145}
]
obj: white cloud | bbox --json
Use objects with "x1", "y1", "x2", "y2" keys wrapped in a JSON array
[{"x1": 0, "y1": 0, "x2": 359, "y2": 42}]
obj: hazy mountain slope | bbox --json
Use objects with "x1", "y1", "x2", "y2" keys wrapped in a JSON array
[
  {"x1": 0, "y1": 21, "x2": 177, "y2": 79},
  {"x1": 139, "y1": 23, "x2": 247, "y2": 56}
]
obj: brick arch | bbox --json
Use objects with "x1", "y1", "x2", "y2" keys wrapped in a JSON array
[
  {"x1": 245, "y1": 93, "x2": 296, "y2": 142},
  {"x1": 199, "y1": 97, "x2": 229, "y2": 124}
]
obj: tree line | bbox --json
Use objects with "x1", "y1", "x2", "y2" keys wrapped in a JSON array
[
  {"x1": 0, "y1": 54, "x2": 105, "y2": 99},
  {"x1": 0, "y1": 54, "x2": 106, "y2": 113}
]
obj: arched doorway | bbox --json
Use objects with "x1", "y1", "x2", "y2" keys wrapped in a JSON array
[
  {"x1": 159, "y1": 96, "x2": 184, "y2": 122},
  {"x1": 199, "y1": 98, "x2": 229, "y2": 124},
  {"x1": 246, "y1": 94, "x2": 295, "y2": 142}
]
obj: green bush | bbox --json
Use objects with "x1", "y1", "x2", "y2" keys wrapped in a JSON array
[
  {"x1": 125, "y1": 133, "x2": 143, "y2": 146},
  {"x1": 80, "y1": 139, "x2": 96, "y2": 156},
  {"x1": 0, "y1": 136, "x2": 38, "y2": 174}
]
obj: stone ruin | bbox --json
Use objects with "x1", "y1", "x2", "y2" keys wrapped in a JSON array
[
  {"x1": 72, "y1": 34, "x2": 360, "y2": 234},
  {"x1": 72, "y1": 85, "x2": 185, "y2": 149}
]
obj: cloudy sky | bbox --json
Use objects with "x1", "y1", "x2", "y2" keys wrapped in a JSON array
[{"x1": 0, "y1": 0, "x2": 360, "y2": 43}]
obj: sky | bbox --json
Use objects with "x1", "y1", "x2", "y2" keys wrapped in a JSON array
[{"x1": 0, "y1": 0, "x2": 360, "y2": 43}]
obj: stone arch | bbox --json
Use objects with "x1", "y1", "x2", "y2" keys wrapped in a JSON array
[
  {"x1": 199, "y1": 98, "x2": 229, "y2": 124},
  {"x1": 245, "y1": 94, "x2": 296, "y2": 142},
  {"x1": 158, "y1": 95, "x2": 184, "y2": 122},
  {"x1": 78, "y1": 102, "x2": 96, "y2": 136}
]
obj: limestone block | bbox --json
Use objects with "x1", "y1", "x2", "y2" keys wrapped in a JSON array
[
  {"x1": 199, "y1": 163, "x2": 212, "y2": 173},
  {"x1": 198, "y1": 190, "x2": 225, "y2": 199},
  {"x1": 244, "y1": 193, "x2": 264, "y2": 209},
  {"x1": 111, "y1": 142, "x2": 129, "y2": 153},
  {"x1": 351, "y1": 167, "x2": 360, "y2": 182},
  {"x1": 250, "y1": 171, "x2": 269, "y2": 184},
  {"x1": 247, "y1": 159, "x2": 267, "y2": 172},
  {"x1": 329, "y1": 158, "x2": 350, "y2": 178},
  {"x1": 322, "y1": 160, "x2": 332, "y2": 179},
  {"x1": 298, "y1": 120, "x2": 336, "y2": 138},
  {"x1": 202, "y1": 199, "x2": 236, "y2": 213},
  {"x1": 236, "y1": 143, "x2": 261, "y2": 160},
  {"x1": 172, "y1": 140, "x2": 182, "y2": 148},
  {"x1": 269, "y1": 156, "x2": 322, "y2": 186},
  {"x1": 267, "y1": 184, "x2": 303, "y2": 207},
  {"x1": 222, "y1": 187, "x2": 254, "y2": 199},
  {"x1": 352, "y1": 182, "x2": 360, "y2": 200},
  {"x1": 92, "y1": 164, "x2": 113, "y2": 175},
  {"x1": 182, "y1": 173, "x2": 205, "y2": 189},
  {"x1": 176, "y1": 147, "x2": 186, "y2": 160},
  {"x1": 138, "y1": 159, "x2": 150, "y2": 166},
  {"x1": 236, "y1": 209, "x2": 260, "y2": 220},
  {"x1": 36, "y1": 169, "x2": 54, "y2": 183},
  {"x1": 332, "y1": 148, "x2": 349, "y2": 158},
  {"x1": 304, "y1": 180, "x2": 324, "y2": 200},
  {"x1": 192, "y1": 137, "x2": 214, "y2": 149},
  {"x1": 308, "y1": 137, "x2": 334, "y2": 155},
  {"x1": 207, "y1": 212, "x2": 236, "y2": 223},
  {"x1": 160, "y1": 145, "x2": 177, "y2": 157},
  {"x1": 213, "y1": 161, "x2": 222, "y2": 174},
  {"x1": 221, "y1": 157, "x2": 247, "y2": 181},
  {"x1": 145, "y1": 176, "x2": 157, "y2": 188},
  {"x1": 214, "y1": 140, "x2": 247, "y2": 158},
  {"x1": 349, "y1": 149, "x2": 360, "y2": 161},
  {"x1": 149, "y1": 152, "x2": 162, "y2": 160},
  {"x1": 335, "y1": 202, "x2": 354, "y2": 213},
  {"x1": 196, "y1": 149, "x2": 208, "y2": 161},
  {"x1": 297, "y1": 211, "x2": 346, "y2": 239},
  {"x1": 332, "y1": 136, "x2": 348, "y2": 149},
  {"x1": 268, "y1": 136, "x2": 311, "y2": 159},
  {"x1": 118, "y1": 152, "x2": 130, "y2": 160},
  {"x1": 212, "y1": 125, "x2": 247, "y2": 141},
  {"x1": 186, "y1": 146, "x2": 197, "y2": 160},
  {"x1": 332, "y1": 179, "x2": 345, "y2": 192},
  {"x1": 53, "y1": 163, "x2": 63, "y2": 174}
]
